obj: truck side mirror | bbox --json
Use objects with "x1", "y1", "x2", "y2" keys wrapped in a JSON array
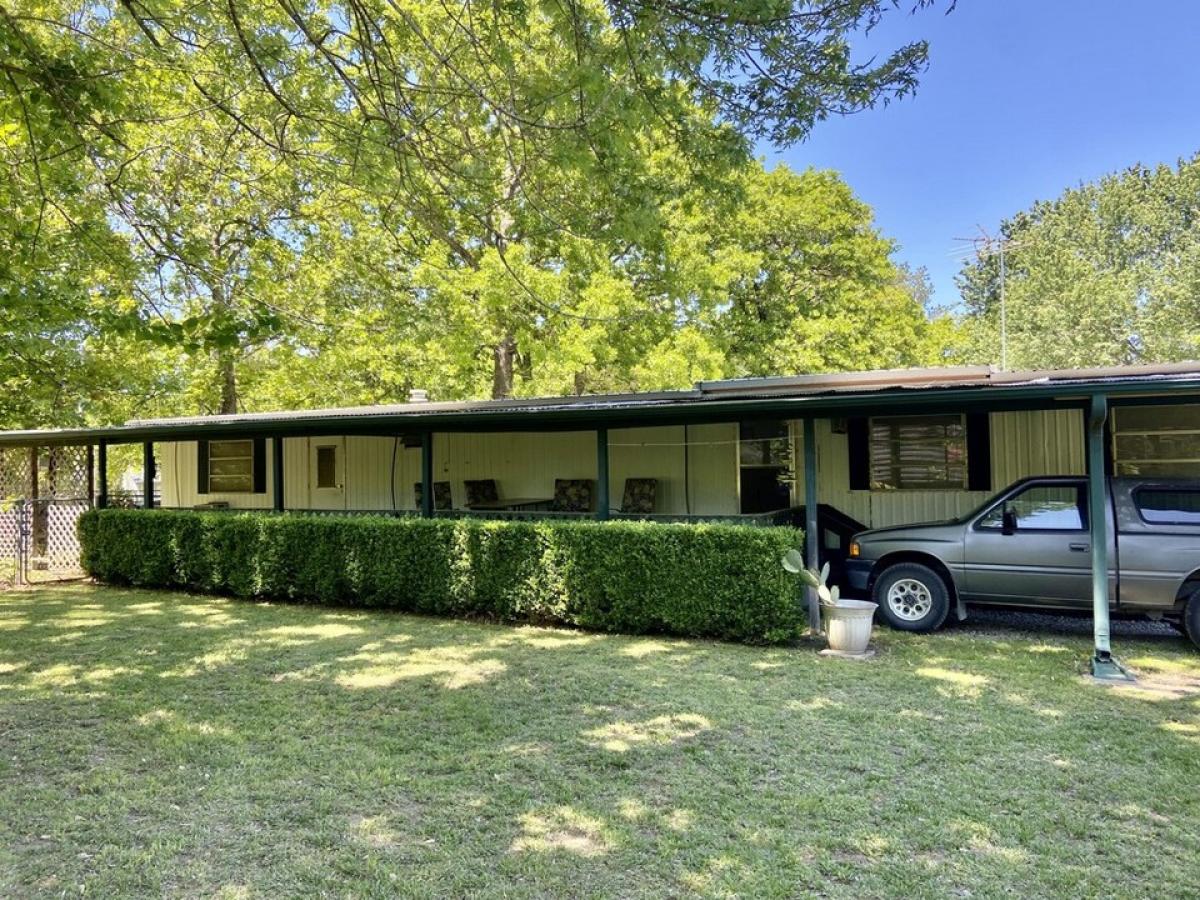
[{"x1": 1001, "y1": 509, "x2": 1018, "y2": 535}]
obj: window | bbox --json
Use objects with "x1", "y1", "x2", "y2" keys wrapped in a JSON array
[
  {"x1": 1134, "y1": 488, "x2": 1200, "y2": 525},
  {"x1": 315, "y1": 445, "x2": 338, "y2": 489},
  {"x1": 978, "y1": 484, "x2": 1087, "y2": 531},
  {"x1": 869, "y1": 415, "x2": 966, "y2": 491},
  {"x1": 739, "y1": 421, "x2": 793, "y2": 514},
  {"x1": 739, "y1": 420, "x2": 792, "y2": 467},
  {"x1": 1113, "y1": 405, "x2": 1200, "y2": 477},
  {"x1": 208, "y1": 440, "x2": 254, "y2": 493}
]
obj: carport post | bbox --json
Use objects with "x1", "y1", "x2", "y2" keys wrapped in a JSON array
[
  {"x1": 803, "y1": 417, "x2": 821, "y2": 633},
  {"x1": 97, "y1": 441, "x2": 108, "y2": 509},
  {"x1": 142, "y1": 441, "x2": 155, "y2": 509},
  {"x1": 1087, "y1": 393, "x2": 1133, "y2": 681},
  {"x1": 420, "y1": 431, "x2": 433, "y2": 518}
]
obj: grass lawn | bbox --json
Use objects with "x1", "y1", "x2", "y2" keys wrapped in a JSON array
[{"x1": 1, "y1": 585, "x2": 1198, "y2": 898}]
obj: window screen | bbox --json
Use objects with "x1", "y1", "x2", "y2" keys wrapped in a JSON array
[
  {"x1": 316, "y1": 445, "x2": 338, "y2": 489},
  {"x1": 869, "y1": 415, "x2": 966, "y2": 490},
  {"x1": 1134, "y1": 488, "x2": 1200, "y2": 525},
  {"x1": 207, "y1": 440, "x2": 254, "y2": 493},
  {"x1": 978, "y1": 484, "x2": 1087, "y2": 531},
  {"x1": 1113, "y1": 405, "x2": 1200, "y2": 477}
]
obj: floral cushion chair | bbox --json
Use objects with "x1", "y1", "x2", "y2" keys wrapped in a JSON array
[
  {"x1": 619, "y1": 478, "x2": 657, "y2": 515},
  {"x1": 551, "y1": 478, "x2": 594, "y2": 513},
  {"x1": 464, "y1": 479, "x2": 500, "y2": 508},
  {"x1": 413, "y1": 481, "x2": 453, "y2": 510}
]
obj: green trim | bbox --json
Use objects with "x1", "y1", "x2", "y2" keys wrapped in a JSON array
[
  {"x1": 4, "y1": 379, "x2": 1200, "y2": 447},
  {"x1": 1085, "y1": 393, "x2": 1132, "y2": 680},
  {"x1": 142, "y1": 442, "x2": 155, "y2": 509},
  {"x1": 272, "y1": 438, "x2": 285, "y2": 511},
  {"x1": 420, "y1": 432, "x2": 433, "y2": 519},
  {"x1": 802, "y1": 417, "x2": 820, "y2": 633},
  {"x1": 1091, "y1": 655, "x2": 1136, "y2": 682},
  {"x1": 596, "y1": 428, "x2": 609, "y2": 521}
]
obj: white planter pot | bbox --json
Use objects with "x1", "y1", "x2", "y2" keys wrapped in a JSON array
[{"x1": 822, "y1": 599, "x2": 878, "y2": 653}]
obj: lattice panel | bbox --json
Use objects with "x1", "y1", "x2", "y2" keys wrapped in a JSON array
[
  {"x1": 0, "y1": 446, "x2": 91, "y2": 502},
  {"x1": 0, "y1": 448, "x2": 32, "y2": 501},
  {"x1": 25, "y1": 499, "x2": 88, "y2": 580},
  {"x1": 41, "y1": 446, "x2": 91, "y2": 500}
]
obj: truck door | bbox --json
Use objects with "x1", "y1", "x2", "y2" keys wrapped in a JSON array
[{"x1": 963, "y1": 480, "x2": 1096, "y2": 606}]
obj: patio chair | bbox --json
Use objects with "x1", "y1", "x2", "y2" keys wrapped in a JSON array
[
  {"x1": 551, "y1": 478, "x2": 594, "y2": 513},
  {"x1": 619, "y1": 478, "x2": 657, "y2": 515},
  {"x1": 464, "y1": 479, "x2": 500, "y2": 507},
  {"x1": 413, "y1": 481, "x2": 452, "y2": 511}
]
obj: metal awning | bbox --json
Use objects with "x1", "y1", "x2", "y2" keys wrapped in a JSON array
[{"x1": 3, "y1": 362, "x2": 1200, "y2": 446}]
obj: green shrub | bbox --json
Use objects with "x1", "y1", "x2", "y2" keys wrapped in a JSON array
[{"x1": 78, "y1": 509, "x2": 804, "y2": 644}]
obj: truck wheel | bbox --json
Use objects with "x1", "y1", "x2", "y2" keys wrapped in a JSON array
[
  {"x1": 1184, "y1": 591, "x2": 1200, "y2": 650},
  {"x1": 873, "y1": 563, "x2": 951, "y2": 633}
]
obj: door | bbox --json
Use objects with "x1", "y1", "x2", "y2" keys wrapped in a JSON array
[
  {"x1": 963, "y1": 480, "x2": 1095, "y2": 606},
  {"x1": 308, "y1": 438, "x2": 346, "y2": 510}
]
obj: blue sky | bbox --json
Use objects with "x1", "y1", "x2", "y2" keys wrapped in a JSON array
[{"x1": 759, "y1": 0, "x2": 1200, "y2": 309}]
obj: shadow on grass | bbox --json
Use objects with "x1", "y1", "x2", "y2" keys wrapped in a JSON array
[{"x1": 1, "y1": 583, "x2": 1199, "y2": 897}]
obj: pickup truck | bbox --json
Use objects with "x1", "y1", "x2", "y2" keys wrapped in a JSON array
[{"x1": 844, "y1": 476, "x2": 1200, "y2": 648}]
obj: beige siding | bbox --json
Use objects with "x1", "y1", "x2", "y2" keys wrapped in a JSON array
[
  {"x1": 159, "y1": 407, "x2": 1085, "y2": 526},
  {"x1": 160, "y1": 426, "x2": 741, "y2": 515},
  {"x1": 159, "y1": 439, "x2": 290, "y2": 509},
  {"x1": 990, "y1": 408, "x2": 1085, "y2": 484},
  {"x1": 791, "y1": 408, "x2": 1086, "y2": 529},
  {"x1": 608, "y1": 423, "x2": 739, "y2": 515}
]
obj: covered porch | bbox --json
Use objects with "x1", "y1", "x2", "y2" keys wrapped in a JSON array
[{"x1": 6, "y1": 363, "x2": 1200, "y2": 677}]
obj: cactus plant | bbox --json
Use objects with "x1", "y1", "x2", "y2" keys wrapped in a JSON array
[{"x1": 781, "y1": 551, "x2": 841, "y2": 606}]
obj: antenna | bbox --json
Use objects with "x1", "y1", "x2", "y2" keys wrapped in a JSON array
[{"x1": 951, "y1": 228, "x2": 1024, "y2": 371}]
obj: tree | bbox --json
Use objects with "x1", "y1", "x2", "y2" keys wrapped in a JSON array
[
  {"x1": 0, "y1": 8, "x2": 185, "y2": 428},
  {"x1": 2, "y1": 1, "x2": 948, "y2": 409},
  {"x1": 247, "y1": 160, "x2": 954, "y2": 403},
  {"x1": 956, "y1": 154, "x2": 1200, "y2": 370},
  {"x1": 719, "y1": 165, "x2": 950, "y2": 375}
]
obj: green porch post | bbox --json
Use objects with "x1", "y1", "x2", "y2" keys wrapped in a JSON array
[
  {"x1": 142, "y1": 441, "x2": 155, "y2": 509},
  {"x1": 420, "y1": 431, "x2": 433, "y2": 518},
  {"x1": 97, "y1": 441, "x2": 108, "y2": 509},
  {"x1": 1087, "y1": 393, "x2": 1132, "y2": 681},
  {"x1": 803, "y1": 417, "x2": 821, "y2": 633},
  {"x1": 272, "y1": 437, "x2": 285, "y2": 512},
  {"x1": 86, "y1": 444, "x2": 95, "y2": 509},
  {"x1": 596, "y1": 428, "x2": 610, "y2": 521}
]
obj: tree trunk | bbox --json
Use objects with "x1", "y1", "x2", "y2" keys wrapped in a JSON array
[
  {"x1": 218, "y1": 352, "x2": 238, "y2": 414},
  {"x1": 492, "y1": 334, "x2": 516, "y2": 400}
]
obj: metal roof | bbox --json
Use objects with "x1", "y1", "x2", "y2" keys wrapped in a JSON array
[{"x1": 4, "y1": 362, "x2": 1200, "y2": 447}]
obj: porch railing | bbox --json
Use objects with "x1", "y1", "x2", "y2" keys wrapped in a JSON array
[{"x1": 154, "y1": 505, "x2": 801, "y2": 526}]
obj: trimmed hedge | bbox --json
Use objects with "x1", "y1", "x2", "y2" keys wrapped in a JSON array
[{"x1": 78, "y1": 508, "x2": 804, "y2": 644}]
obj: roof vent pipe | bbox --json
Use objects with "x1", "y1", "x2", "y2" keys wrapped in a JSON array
[{"x1": 408, "y1": 389, "x2": 429, "y2": 403}]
